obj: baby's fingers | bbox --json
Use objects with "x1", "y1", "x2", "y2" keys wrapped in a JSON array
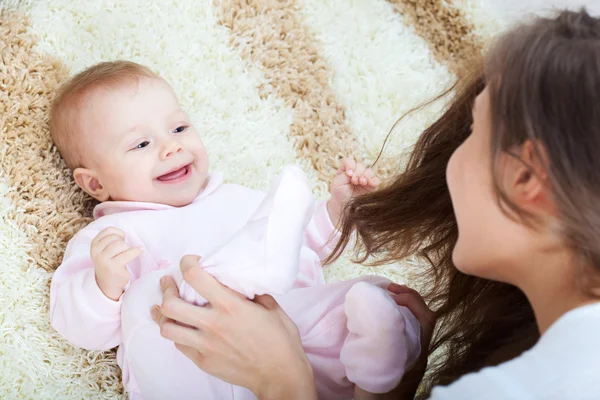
[
  {"x1": 356, "y1": 168, "x2": 380, "y2": 188},
  {"x1": 92, "y1": 227, "x2": 125, "y2": 244},
  {"x1": 339, "y1": 157, "x2": 356, "y2": 178},
  {"x1": 91, "y1": 228, "x2": 126, "y2": 253},
  {"x1": 112, "y1": 246, "x2": 143, "y2": 266},
  {"x1": 95, "y1": 234, "x2": 127, "y2": 253},
  {"x1": 103, "y1": 240, "x2": 132, "y2": 259},
  {"x1": 352, "y1": 163, "x2": 366, "y2": 185},
  {"x1": 357, "y1": 168, "x2": 375, "y2": 186}
]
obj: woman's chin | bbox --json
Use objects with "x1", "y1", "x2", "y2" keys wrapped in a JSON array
[{"x1": 451, "y1": 243, "x2": 474, "y2": 275}]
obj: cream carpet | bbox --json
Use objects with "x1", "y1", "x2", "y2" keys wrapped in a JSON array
[{"x1": 0, "y1": 0, "x2": 508, "y2": 398}]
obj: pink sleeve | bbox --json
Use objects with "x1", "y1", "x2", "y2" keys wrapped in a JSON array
[
  {"x1": 49, "y1": 230, "x2": 123, "y2": 351},
  {"x1": 303, "y1": 200, "x2": 342, "y2": 261}
]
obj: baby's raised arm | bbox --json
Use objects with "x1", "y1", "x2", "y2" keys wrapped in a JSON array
[
  {"x1": 50, "y1": 223, "x2": 140, "y2": 350},
  {"x1": 304, "y1": 157, "x2": 380, "y2": 262},
  {"x1": 303, "y1": 201, "x2": 342, "y2": 261}
]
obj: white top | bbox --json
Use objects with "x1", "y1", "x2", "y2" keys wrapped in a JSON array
[{"x1": 429, "y1": 302, "x2": 600, "y2": 400}]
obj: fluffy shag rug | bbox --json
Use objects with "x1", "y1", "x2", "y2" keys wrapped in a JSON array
[{"x1": 0, "y1": 0, "x2": 559, "y2": 397}]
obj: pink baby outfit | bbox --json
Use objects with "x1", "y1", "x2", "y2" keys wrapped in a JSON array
[{"x1": 50, "y1": 167, "x2": 420, "y2": 400}]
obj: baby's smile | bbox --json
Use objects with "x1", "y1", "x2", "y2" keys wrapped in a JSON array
[{"x1": 156, "y1": 163, "x2": 194, "y2": 184}]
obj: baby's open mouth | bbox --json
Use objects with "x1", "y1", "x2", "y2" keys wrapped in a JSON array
[{"x1": 157, "y1": 163, "x2": 192, "y2": 182}]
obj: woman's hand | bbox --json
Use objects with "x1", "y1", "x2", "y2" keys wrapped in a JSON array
[
  {"x1": 151, "y1": 255, "x2": 317, "y2": 400},
  {"x1": 388, "y1": 283, "x2": 436, "y2": 357}
]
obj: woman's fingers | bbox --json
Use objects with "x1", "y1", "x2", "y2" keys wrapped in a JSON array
[
  {"x1": 160, "y1": 275, "x2": 181, "y2": 300},
  {"x1": 158, "y1": 318, "x2": 206, "y2": 350},
  {"x1": 151, "y1": 300, "x2": 207, "y2": 352},
  {"x1": 388, "y1": 283, "x2": 436, "y2": 330},
  {"x1": 255, "y1": 294, "x2": 301, "y2": 337},
  {"x1": 155, "y1": 275, "x2": 211, "y2": 328},
  {"x1": 174, "y1": 343, "x2": 204, "y2": 367},
  {"x1": 162, "y1": 297, "x2": 211, "y2": 329},
  {"x1": 388, "y1": 283, "x2": 420, "y2": 297},
  {"x1": 390, "y1": 293, "x2": 427, "y2": 317},
  {"x1": 180, "y1": 255, "x2": 245, "y2": 306},
  {"x1": 253, "y1": 293, "x2": 278, "y2": 310},
  {"x1": 180, "y1": 255, "x2": 227, "y2": 304},
  {"x1": 150, "y1": 305, "x2": 168, "y2": 326}
]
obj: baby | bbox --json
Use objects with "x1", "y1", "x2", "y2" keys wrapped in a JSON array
[{"x1": 49, "y1": 61, "x2": 420, "y2": 400}]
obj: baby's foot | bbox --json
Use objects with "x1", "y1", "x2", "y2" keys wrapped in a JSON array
[{"x1": 341, "y1": 281, "x2": 421, "y2": 393}]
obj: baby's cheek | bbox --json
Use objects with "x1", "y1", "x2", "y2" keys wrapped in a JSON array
[{"x1": 122, "y1": 171, "x2": 153, "y2": 196}]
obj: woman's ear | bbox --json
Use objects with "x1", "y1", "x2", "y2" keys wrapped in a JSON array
[
  {"x1": 512, "y1": 140, "x2": 555, "y2": 214},
  {"x1": 73, "y1": 168, "x2": 110, "y2": 202}
]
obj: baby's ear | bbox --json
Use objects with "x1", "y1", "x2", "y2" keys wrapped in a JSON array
[{"x1": 73, "y1": 168, "x2": 110, "y2": 202}]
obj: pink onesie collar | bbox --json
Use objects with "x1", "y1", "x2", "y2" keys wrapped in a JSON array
[{"x1": 92, "y1": 172, "x2": 224, "y2": 219}]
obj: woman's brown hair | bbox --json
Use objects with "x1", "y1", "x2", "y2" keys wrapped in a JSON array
[{"x1": 327, "y1": 8, "x2": 600, "y2": 397}]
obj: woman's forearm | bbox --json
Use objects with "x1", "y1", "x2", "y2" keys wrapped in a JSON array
[
  {"x1": 258, "y1": 381, "x2": 318, "y2": 400},
  {"x1": 257, "y1": 360, "x2": 318, "y2": 400},
  {"x1": 394, "y1": 361, "x2": 427, "y2": 400},
  {"x1": 354, "y1": 386, "x2": 381, "y2": 400},
  {"x1": 353, "y1": 360, "x2": 426, "y2": 400}
]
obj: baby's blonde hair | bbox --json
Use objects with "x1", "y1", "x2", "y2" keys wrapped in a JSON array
[{"x1": 50, "y1": 60, "x2": 159, "y2": 169}]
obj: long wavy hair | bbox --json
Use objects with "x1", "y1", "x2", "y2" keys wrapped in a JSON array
[{"x1": 326, "y1": 8, "x2": 600, "y2": 396}]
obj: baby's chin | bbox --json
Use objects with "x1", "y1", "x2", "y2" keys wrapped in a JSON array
[
  {"x1": 116, "y1": 173, "x2": 208, "y2": 206},
  {"x1": 122, "y1": 184, "x2": 204, "y2": 207},
  {"x1": 161, "y1": 197, "x2": 196, "y2": 207},
  {"x1": 160, "y1": 186, "x2": 204, "y2": 207}
]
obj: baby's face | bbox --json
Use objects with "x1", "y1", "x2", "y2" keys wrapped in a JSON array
[{"x1": 78, "y1": 78, "x2": 209, "y2": 206}]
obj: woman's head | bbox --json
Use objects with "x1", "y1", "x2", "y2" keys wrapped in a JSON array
[
  {"x1": 328, "y1": 7, "x2": 600, "y2": 397},
  {"x1": 448, "y1": 9, "x2": 600, "y2": 290}
]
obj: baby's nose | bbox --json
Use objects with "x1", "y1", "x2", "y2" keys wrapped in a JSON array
[{"x1": 161, "y1": 140, "x2": 183, "y2": 159}]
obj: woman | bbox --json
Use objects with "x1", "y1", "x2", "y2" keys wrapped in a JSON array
[{"x1": 151, "y1": 9, "x2": 600, "y2": 399}]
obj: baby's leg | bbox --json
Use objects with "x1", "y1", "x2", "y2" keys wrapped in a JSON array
[
  {"x1": 276, "y1": 277, "x2": 420, "y2": 398},
  {"x1": 121, "y1": 267, "x2": 256, "y2": 400},
  {"x1": 341, "y1": 281, "x2": 421, "y2": 394}
]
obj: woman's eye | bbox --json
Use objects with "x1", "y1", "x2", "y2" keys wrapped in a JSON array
[
  {"x1": 136, "y1": 141, "x2": 150, "y2": 149},
  {"x1": 173, "y1": 126, "x2": 187, "y2": 134}
]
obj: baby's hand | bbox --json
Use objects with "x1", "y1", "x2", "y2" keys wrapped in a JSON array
[
  {"x1": 327, "y1": 157, "x2": 380, "y2": 228},
  {"x1": 91, "y1": 227, "x2": 142, "y2": 301}
]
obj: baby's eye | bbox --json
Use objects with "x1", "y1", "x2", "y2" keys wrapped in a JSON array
[
  {"x1": 172, "y1": 126, "x2": 187, "y2": 134},
  {"x1": 136, "y1": 141, "x2": 150, "y2": 149}
]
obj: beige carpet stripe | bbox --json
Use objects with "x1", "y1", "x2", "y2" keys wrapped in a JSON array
[
  {"x1": 453, "y1": 0, "x2": 506, "y2": 45},
  {"x1": 0, "y1": 9, "x2": 96, "y2": 273},
  {"x1": 216, "y1": 0, "x2": 367, "y2": 182},
  {"x1": 0, "y1": 8, "x2": 122, "y2": 396},
  {"x1": 387, "y1": 0, "x2": 483, "y2": 75}
]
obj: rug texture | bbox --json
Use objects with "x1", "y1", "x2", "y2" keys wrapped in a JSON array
[{"x1": 0, "y1": 0, "x2": 508, "y2": 398}]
